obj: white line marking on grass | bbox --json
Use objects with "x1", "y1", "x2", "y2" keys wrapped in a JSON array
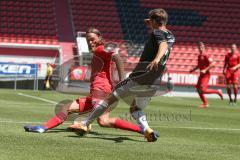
[
  {"x1": 18, "y1": 93, "x2": 58, "y2": 105},
  {"x1": 0, "y1": 120, "x2": 71, "y2": 125},
  {"x1": 1, "y1": 120, "x2": 240, "y2": 132},
  {"x1": 0, "y1": 120, "x2": 43, "y2": 124},
  {"x1": 151, "y1": 125, "x2": 240, "y2": 131}
]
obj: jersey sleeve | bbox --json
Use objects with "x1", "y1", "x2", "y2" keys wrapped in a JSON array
[
  {"x1": 95, "y1": 45, "x2": 115, "y2": 60},
  {"x1": 153, "y1": 30, "x2": 167, "y2": 44}
]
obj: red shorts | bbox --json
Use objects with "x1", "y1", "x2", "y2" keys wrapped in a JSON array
[
  {"x1": 196, "y1": 73, "x2": 210, "y2": 90},
  {"x1": 76, "y1": 90, "x2": 110, "y2": 114},
  {"x1": 226, "y1": 70, "x2": 239, "y2": 84}
]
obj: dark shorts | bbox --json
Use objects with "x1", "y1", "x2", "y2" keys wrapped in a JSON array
[{"x1": 113, "y1": 62, "x2": 166, "y2": 100}]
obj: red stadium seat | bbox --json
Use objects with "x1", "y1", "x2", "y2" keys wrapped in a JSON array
[{"x1": 0, "y1": 0, "x2": 58, "y2": 44}]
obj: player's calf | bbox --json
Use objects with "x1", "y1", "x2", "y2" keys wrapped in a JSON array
[{"x1": 218, "y1": 89, "x2": 224, "y2": 100}]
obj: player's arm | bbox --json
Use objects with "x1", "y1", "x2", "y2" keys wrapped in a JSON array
[
  {"x1": 189, "y1": 66, "x2": 199, "y2": 73},
  {"x1": 147, "y1": 30, "x2": 169, "y2": 70},
  {"x1": 232, "y1": 63, "x2": 240, "y2": 71},
  {"x1": 223, "y1": 56, "x2": 228, "y2": 75},
  {"x1": 112, "y1": 52, "x2": 125, "y2": 81},
  {"x1": 147, "y1": 41, "x2": 168, "y2": 70},
  {"x1": 201, "y1": 58, "x2": 215, "y2": 74}
]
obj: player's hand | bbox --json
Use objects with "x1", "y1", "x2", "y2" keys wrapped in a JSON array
[
  {"x1": 231, "y1": 67, "x2": 237, "y2": 71},
  {"x1": 200, "y1": 69, "x2": 206, "y2": 74},
  {"x1": 147, "y1": 59, "x2": 159, "y2": 70}
]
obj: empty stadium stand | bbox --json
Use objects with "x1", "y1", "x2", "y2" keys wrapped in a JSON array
[
  {"x1": 70, "y1": 0, "x2": 124, "y2": 41},
  {"x1": 0, "y1": 0, "x2": 58, "y2": 44},
  {"x1": 140, "y1": 0, "x2": 240, "y2": 44}
]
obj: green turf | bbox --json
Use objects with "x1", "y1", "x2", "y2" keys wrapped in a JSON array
[{"x1": 0, "y1": 89, "x2": 240, "y2": 160}]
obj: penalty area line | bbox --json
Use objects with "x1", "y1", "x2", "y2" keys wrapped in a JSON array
[{"x1": 17, "y1": 93, "x2": 58, "y2": 105}]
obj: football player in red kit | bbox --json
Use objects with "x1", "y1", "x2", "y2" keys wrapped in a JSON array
[
  {"x1": 190, "y1": 42, "x2": 223, "y2": 108},
  {"x1": 24, "y1": 27, "x2": 142, "y2": 134},
  {"x1": 223, "y1": 44, "x2": 240, "y2": 105}
]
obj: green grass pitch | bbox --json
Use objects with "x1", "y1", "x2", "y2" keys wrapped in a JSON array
[{"x1": 0, "y1": 89, "x2": 240, "y2": 160}]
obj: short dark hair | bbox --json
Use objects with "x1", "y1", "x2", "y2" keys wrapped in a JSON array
[{"x1": 148, "y1": 8, "x2": 168, "y2": 25}]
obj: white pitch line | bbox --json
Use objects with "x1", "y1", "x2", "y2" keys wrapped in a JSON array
[
  {"x1": 1, "y1": 120, "x2": 240, "y2": 132},
  {"x1": 0, "y1": 120, "x2": 44, "y2": 124},
  {"x1": 152, "y1": 125, "x2": 240, "y2": 131},
  {"x1": 18, "y1": 93, "x2": 58, "y2": 105}
]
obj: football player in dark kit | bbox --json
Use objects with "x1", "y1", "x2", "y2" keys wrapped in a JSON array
[{"x1": 75, "y1": 8, "x2": 175, "y2": 142}]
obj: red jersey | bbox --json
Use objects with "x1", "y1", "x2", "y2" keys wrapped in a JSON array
[
  {"x1": 224, "y1": 53, "x2": 240, "y2": 69},
  {"x1": 90, "y1": 45, "x2": 115, "y2": 93},
  {"x1": 197, "y1": 54, "x2": 212, "y2": 71}
]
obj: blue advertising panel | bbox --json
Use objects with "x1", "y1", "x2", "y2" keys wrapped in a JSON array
[{"x1": 0, "y1": 62, "x2": 37, "y2": 75}]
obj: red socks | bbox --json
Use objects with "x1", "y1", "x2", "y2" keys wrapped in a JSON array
[
  {"x1": 114, "y1": 119, "x2": 141, "y2": 133},
  {"x1": 44, "y1": 112, "x2": 68, "y2": 129}
]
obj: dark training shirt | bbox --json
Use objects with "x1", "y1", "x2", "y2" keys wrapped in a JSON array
[{"x1": 140, "y1": 29, "x2": 175, "y2": 65}]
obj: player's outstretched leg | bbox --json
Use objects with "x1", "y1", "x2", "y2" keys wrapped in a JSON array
[
  {"x1": 24, "y1": 112, "x2": 68, "y2": 133},
  {"x1": 130, "y1": 98, "x2": 159, "y2": 142},
  {"x1": 72, "y1": 99, "x2": 112, "y2": 136},
  {"x1": 24, "y1": 100, "x2": 79, "y2": 133},
  {"x1": 197, "y1": 89, "x2": 208, "y2": 108},
  {"x1": 69, "y1": 112, "x2": 143, "y2": 135},
  {"x1": 218, "y1": 89, "x2": 223, "y2": 100},
  {"x1": 96, "y1": 112, "x2": 143, "y2": 134},
  {"x1": 131, "y1": 109, "x2": 159, "y2": 142},
  {"x1": 201, "y1": 89, "x2": 223, "y2": 100}
]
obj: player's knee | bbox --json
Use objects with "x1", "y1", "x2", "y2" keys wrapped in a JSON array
[
  {"x1": 97, "y1": 117, "x2": 110, "y2": 127},
  {"x1": 58, "y1": 104, "x2": 70, "y2": 115},
  {"x1": 201, "y1": 88, "x2": 207, "y2": 93},
  {"x1": 66, "y1": 101, "x2": 79, "y2": 114}
]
